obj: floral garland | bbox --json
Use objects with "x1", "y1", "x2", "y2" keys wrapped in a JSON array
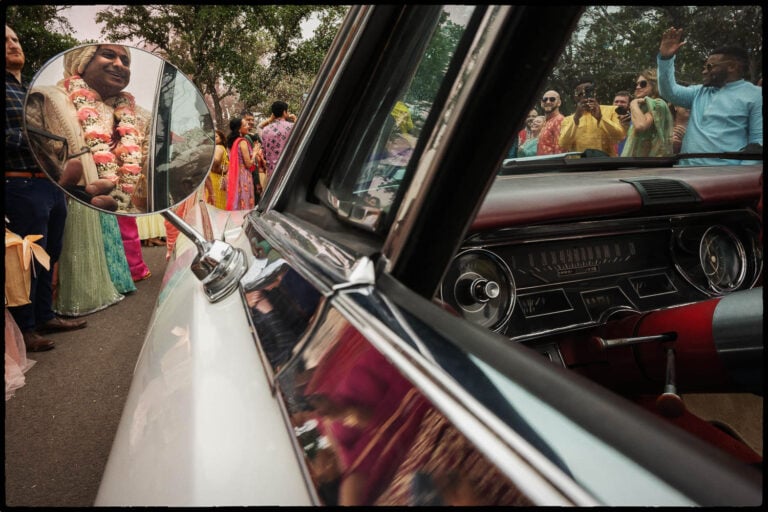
[{"x1": 63, "y1": 75, "x2": 144, "y2": 206}]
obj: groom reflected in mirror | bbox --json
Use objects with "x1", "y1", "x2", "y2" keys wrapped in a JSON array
[{"x1": 25, "y1": 44, "x2": 151, "y2": 212}]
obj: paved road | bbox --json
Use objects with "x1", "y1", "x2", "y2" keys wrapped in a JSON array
[{"x1": 4, "y1": 244, "x2": 168, "y2": 507}]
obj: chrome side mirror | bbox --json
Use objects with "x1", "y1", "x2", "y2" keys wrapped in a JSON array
[
  {"x1": 23, "y1": 43, "x2": 214, "y2": 215},
  {"x1": 24, "y1": 44, "x2": 246, "y2": 301},
  {"x1": 162, "y1": 207, "x2": 247, "y2": 302}
]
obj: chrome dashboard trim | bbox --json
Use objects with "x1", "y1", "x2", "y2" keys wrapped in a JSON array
[
  {"x1": 441, "y1": 248, "x2": 516, "y2": 332},
  {"x1": 451, "y1": 210, "x2": 761, "y2": 342},
  {"x1": 629, "y1": 273, "x2": 679, "y2": 298},
  {"x1": 699, "y1": 225, "x2": 747, "y2": 294},
  {"x1": 518, "y1": 288, "x2": 574, "y2": 318}
]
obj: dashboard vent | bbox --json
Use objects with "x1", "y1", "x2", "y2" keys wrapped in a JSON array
[{"x1": 621, "y1": 178, "x2": 701, "y2": 206}]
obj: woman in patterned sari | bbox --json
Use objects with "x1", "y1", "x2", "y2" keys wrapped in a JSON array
[{"x1": 225, "y1": 117, "x2": 256, "y2": 211}]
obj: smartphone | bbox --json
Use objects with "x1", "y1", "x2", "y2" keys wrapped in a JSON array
[{"x1": 584, "y1": 85, "x2": 595, "y2": 99}]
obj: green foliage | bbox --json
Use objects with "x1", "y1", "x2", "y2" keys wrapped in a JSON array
[
  {"x1": 236, "y1": 5, "x2": 348, "y2": 115},
  {"x1": 9, "y1": 5, "x2": 759, "y2": 129},
  {"x1": 5, "y1": 5, "x2": 79, "y2": 81},
  {"x1": 92, "y1": 4, "x2": 347, "y2": 129},
  {"x1": 547, "y1": 5, "x2": 763, "y2": 115},
  {"x1": 405, "y1": 12, "x2": 464, "y2": 106}
]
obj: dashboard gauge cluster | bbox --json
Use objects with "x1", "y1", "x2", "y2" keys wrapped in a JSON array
[
  {"x1": 442, "y1": 210, "x2": 762, "y2": 340},
  {"x1": 671, "y1": 212, "x2": 762, "y2": 296}
]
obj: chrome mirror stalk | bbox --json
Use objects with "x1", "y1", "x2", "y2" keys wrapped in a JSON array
[{"x1": 162, "y1": 209, "x2": 247, "y2": 302}]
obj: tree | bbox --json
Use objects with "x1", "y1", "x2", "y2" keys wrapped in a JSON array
[
  {"x1": 547, "y1": 5, "x2": 763, "y2": 115},
  {"x1": 234, "y1": 5, "x2": 348, "y2": 116},
  {"x1": 5, "y1": 5, "x2": 80, "y2": 81},
  {"x1": 405, "y1": 11, "x2": 464, "y2": 106},
  {"x1": 93, "y1": 5, "x2": 346, "y2": 129}
]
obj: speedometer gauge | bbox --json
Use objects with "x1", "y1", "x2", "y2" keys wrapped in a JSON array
[
  {"x1": 440, "y1": 249, "x2": 515, "y2": 331},
  {"x1": 699, "y1": 226, "x2": 746, "y2": 293}
]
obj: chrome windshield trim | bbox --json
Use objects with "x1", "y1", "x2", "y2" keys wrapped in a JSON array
[{"x1": 382, "y1": 5, "x2": 511, "y2": 272}]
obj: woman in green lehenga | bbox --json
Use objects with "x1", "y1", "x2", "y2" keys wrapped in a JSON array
[
  {"x1": 99, "y1": 213, "x2": 137, "y2": 294},
  {"x1": 621, "y1": 69, "x2": 674, "y2": 157},
  {"x1": 54, "y1": 199, "x2": 125, "y2": 316}
]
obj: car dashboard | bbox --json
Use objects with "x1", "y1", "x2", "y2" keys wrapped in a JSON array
[
  {"x1": 442, "y1": 210, "x2": 762, "y2": 344},
  {"x1": 440, "y1": 166, "x2": 763, "y2": 359}
]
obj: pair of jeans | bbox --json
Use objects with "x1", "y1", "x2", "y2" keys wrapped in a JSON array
[{"x1": 4, "y1": 177, "x2": 67, "y2": 331}]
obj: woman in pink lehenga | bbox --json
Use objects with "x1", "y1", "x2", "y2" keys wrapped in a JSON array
[
  {"x1": 117, "y1": 216, "x2": 151, "y2": 281},
  {"x1": 225, "y1": 117, "x2": 256, "y2": 211}
]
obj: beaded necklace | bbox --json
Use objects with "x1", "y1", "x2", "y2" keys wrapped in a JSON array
[{"x1": 63, "y1": 75, "x2": 144, "y2": 196}]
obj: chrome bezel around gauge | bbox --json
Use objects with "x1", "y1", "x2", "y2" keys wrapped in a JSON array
[
  {"x1": 672, "y1": 222, "x2": 750, "y2": 297},
  {"x1": 698, "y1": 225, "x2": 747, "y2": 294},
  {"x1": 440, "y1": 248, "x2": 516, "y2": 332}
]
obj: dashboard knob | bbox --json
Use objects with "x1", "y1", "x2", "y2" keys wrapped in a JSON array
[{"x1": 473, "y1": 279, "x2": 500, "y2": 302}]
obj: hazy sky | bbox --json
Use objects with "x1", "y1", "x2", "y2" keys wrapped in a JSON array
[
  {"x1": 61, "y1": 5, "x2": 112, "y2": 42},
  {"x1": 61, "y1": 5, "x2": 318, "y2": 43}
]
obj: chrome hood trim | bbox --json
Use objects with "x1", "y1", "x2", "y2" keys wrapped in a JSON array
[{"x1": 248, "y1": 210, "x2": 375, "y2": 295}]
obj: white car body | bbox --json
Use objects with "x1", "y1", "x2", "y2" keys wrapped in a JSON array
[{"x1": 96, "y1": 206, "x2": 313, "y2": 506}]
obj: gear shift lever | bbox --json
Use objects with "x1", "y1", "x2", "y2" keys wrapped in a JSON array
[{"x1": 656, "y1": 348, "x2": 685, "y2": 417}]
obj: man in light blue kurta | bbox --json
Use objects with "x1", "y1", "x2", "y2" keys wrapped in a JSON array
[{"x1": 657, "y1": 27, "x2": 762, "y2": 166}]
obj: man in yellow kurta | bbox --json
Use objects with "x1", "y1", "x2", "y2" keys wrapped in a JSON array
[{"x1": 558, "y1": 80, "x2": 627, "y2": 157}]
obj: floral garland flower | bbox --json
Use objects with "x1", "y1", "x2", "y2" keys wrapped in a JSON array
[{"x1": 63, "y1": 75, "x2": 144, "y2": 206}]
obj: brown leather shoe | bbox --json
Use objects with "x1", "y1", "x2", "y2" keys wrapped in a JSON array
[
  {"x1": 36, "y1": 316, "x2": 87, "y2": 333},
  {"x1": 22, "y1": 331, "x2": 56, "y2": 352}
]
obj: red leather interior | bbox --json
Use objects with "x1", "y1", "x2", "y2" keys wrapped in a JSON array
[{"x1": 561, "y1": 297, "x2": 737, "y2": 394}]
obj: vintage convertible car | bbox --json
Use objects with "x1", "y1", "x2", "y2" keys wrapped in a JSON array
[{"x1": 27, "y1": 4, "x2": 762, "y2": 507}]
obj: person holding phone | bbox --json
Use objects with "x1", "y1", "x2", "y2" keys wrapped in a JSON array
[
  {"x1": 620, "y1": 69, "x2": 673, "y2": 157},
  {"x1": 558, "y1": 77, "x2": 626, "y2": 156},
  {"x1": 612, "y1": 90, "x2": 632, "y2": 154}
]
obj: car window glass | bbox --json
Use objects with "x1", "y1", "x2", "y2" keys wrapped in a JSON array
[
  {"x1": 275, "y1": 307, "x2": 533, "y2": 506},
  {"x1": 325, "y1": 6, "x2": 475, "y2": 231},
  {"x1": 503, "y1": 5, "x2": 762, "y2": 169}
]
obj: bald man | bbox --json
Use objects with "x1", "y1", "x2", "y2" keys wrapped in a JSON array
[{"x1": 536, "y1": 89, "x2": 565, "y2": 155}]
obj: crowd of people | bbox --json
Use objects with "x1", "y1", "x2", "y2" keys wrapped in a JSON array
[
  {"x1": 203, "y1": 101, "x2": 296, "y2": 211},
  {"x1": 510, "y1": 29, "x2": 762, "y2": 164},
  {"x1": 5, "y1": 23, "x2": 296, "y2": 392},
  {"x1": 5, "y1": 29, "x2": 161, "y2": 377}
]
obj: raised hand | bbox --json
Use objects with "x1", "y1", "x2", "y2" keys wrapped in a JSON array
[{"x1": 660, "y1": 27, "x2": 685, "y2": 59}]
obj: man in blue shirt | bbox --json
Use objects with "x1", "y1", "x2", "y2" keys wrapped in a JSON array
[
  {"x1": 5, "y1": 25, "x2": 87, "y2": 352},
  {"x1": 657, "y1": 27, "x2": 762, "y2": 166}
]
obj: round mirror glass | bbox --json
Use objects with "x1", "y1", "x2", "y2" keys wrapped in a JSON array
[{"x1": 23, "y1": 43, "x2": 215, "y2": 215}]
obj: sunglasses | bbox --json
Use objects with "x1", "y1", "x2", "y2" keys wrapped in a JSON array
[
  {"x1": 541, "y1": 96, "x2": 557, "y2": 102},
  {"x1": 635, "y1": 80, "x2": 648, "y2": 88},
  {"x1": 704, "y1": 59, "x2": 733, "y2": 71}
]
